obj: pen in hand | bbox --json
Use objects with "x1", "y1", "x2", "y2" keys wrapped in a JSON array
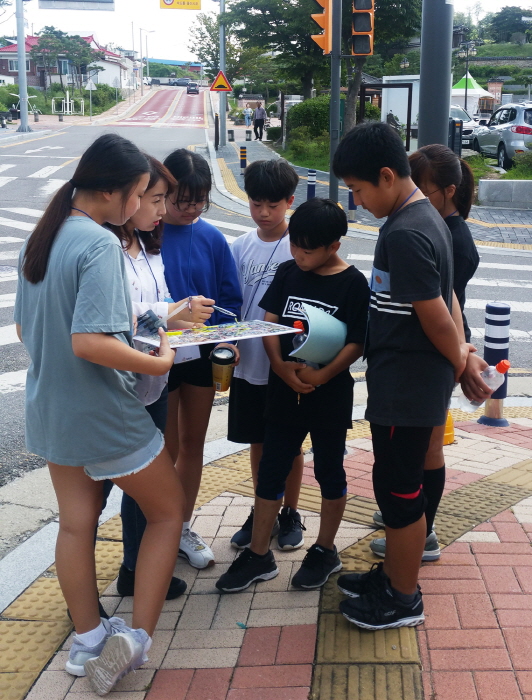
[{"x1": 212, "y1": 305, "x2": 238, "y2": 319}]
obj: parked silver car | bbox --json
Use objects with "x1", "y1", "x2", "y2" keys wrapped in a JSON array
[
  {"x1": 473, "y1": 102, "x2": 532, "y2": 169},
  {"x1": 450, "y1": 105, "x2": 479, "y2": 149}
]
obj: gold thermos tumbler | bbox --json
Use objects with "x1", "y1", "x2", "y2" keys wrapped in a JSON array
[{"x1": 211, "y1": 346, "x2": 236, "y2": 392}]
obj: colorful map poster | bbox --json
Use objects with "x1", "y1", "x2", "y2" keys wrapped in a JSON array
[{"x1": 134, "y1": 320, "x2": 300, "y2": 349}]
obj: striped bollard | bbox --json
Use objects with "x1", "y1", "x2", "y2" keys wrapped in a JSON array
[
  {"x1": 478, "y1": 302, "x2": 510, "y2": 427},
  {"x1": 240, "y1": 147, "x2": 247, "y2": 175},
  {"x1": 307, "y1": 169, "x2": 317, "y2": 200},
  {"x1": 348, "y1": 190, "x2": 357, "y2": 223}
]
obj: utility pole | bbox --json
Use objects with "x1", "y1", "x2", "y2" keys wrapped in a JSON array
[
  {"x1": 418, "y1": 0, "x2": 454, "y2": 147},
  {"x1": 16, "y1": 0, "x2": 31, "y2": 133},
  {"x1": 329, "y1": 0, "x2": 342, "y2": 201},
  {"x1": 139, "y1": 29, "x2": 144, "y2": 97},
  {"x1": 219, "y1": 0, "x2": 227, "y2": 148}
]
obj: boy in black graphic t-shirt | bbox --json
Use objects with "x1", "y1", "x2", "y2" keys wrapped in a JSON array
[
  {"x1": 216, "y1": 198, "x2": 370, "y2": 593},
  {"x1": 332, "y1": 122, "x2": 469, "y2": 631}
]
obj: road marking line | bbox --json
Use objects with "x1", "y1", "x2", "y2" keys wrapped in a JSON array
[
  {"x1": 347, "y1": 253, "x2": 532, "y2": 272},
  {"x1": 28, "y1": 165, "x2": 65, "y2": 178},
  {"x1": 0, "y1": 272, "x2": 17, "y2": 281},
  {"x1": 0, "y1": 177, "x2": 17, "y2": 188},
  {"x1": 0, "y1": 250, "x2": 21, "y2": 261},
  {"x1": 0, "y1": 368, "x2": 26, "y2": 392},
  {"x1": 0, "y1": 324, "x2": 20, "y2": 346},
  {"x1": 0, "y1": 164, "x2": 15, "y2": 174},
  {"x1": 0, "y1": 292, "x2": 16, "y2": 308},
  {"x1": 469, "y1": 217, "x2": 532, "y2": 230},
  {"x1": 0, "y1": 236, "x2": 24, "y2": 243},
  {"x1": 0, "y1": 216, "x2": 35, "y2": 232},
  {"x1": 0, "y1": 207, "x2": 43, "y2": 217},
  {"x1": 39, "y1": 179, "x2": 67, "y2": 197},
  {"x1": 203, "y1": 218, "x2": 250, "y2": 233},
  {"x1": 470, "y1": 328, "x2": 532, "y2": 342},
  {"x1": 0, "y1": 131, "x2": 67, "y2": 150},
  {"x1": 157, "y1": 89, "x2": 184, "y2": 124},
  {"x1": 465, "y1": 298, "x2": 532, "y2": 313}
]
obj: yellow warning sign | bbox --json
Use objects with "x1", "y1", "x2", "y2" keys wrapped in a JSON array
[
  {"x1": 160, "y1": 0, "x2": 201, "y2": 9},
  {"x1": 210, "y1": 70, "x2": 232, "y2": 92}
]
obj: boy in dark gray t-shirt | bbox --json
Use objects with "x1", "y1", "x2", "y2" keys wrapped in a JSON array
[{"x1": 331, "y1": 122, "x2": 468, "y2": 631}]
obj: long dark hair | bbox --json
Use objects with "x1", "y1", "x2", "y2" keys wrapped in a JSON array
[
  {"x1": 22, "y1": 133, "x2": 150, "y2": 283},
  {"x1": 109, "y1": 155, "x2": 176, "y2": 255},
  {"x1": 409, "y1": 144, "x2": 474, "y2": 219},
  {"x1": 163, "y1": 148, "x2": 211, "y2": 210}
]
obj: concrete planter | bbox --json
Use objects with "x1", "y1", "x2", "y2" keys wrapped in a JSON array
[{"x1": 478, "y1": 179, "x2": 532, "y2": 210}]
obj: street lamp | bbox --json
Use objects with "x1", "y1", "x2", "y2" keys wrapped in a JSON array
[
  {"x1": 458, "y1": 41, "x2": 477, "y2": 113},
  {"x1": 139, "y1": 28, "x2": 154, "y2": 96},
  {"x1": 400, "y1": 56, "x2": 409, "y2": 74}
]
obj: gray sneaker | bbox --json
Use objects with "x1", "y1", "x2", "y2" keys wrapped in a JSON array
[
  {"x1": 65, "y1": 616, "x2": 129, "y2": 677},
  {"x1": 370, "y1": 530, "x2": 441, "y2": 562},
  {"x1": 373, "y1": 510, "x2": 385, "y2": 528},
  {"x1": 85, "y1": 627, "x2": 150, "y2": 696}
]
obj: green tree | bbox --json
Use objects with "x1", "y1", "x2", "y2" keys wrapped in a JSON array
[
  {"x1": 65, "y1": 35, "x2": 104, "y2": 93},
  {"x1": 488, "y1": 6, "x2": 532, "y2": 43},
  {"x1": 30, "y1": 26, "x2": 71, "y2": 99}
]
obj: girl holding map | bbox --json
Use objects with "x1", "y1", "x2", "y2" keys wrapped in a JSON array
[{"x1": 161, "y1": 148, "x2": 242, "y2": 570}]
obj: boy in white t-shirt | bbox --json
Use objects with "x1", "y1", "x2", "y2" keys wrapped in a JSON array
[{"x1": 228, "y1": 159, "x2": 304, "y2": 551}]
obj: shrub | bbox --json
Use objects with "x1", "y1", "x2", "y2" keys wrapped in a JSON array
[
  {"x1": 501, "y1": 147, "x2": 532, "y2": 179},
  {"x1": 287, "y1": 95, "x2": 330, "y2": 138},
  {"x1": 358, "y1": 101, "x2": 380, "y2": 121},
  {"x1": 266, "y1": 125, "x2": 281, "y2": 142}
]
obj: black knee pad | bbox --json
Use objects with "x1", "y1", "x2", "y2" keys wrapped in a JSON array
[{"x1": 374, "y1": 486, "x2": 427, "y2": 529}]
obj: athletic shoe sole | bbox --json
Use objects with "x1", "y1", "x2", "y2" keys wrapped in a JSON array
[
  {"x1": 277, "y1": 537, "x2": 305, "y2": 551},
  {"x1": 65, "y1": 660, "x2": 92, "y2": 677},
  {"x1": 292, "y1": 562, "x2": 343, "y2": 589},
  {"x1": 178, "y1": 550, "x2": 215, "y2": 569},
  {"x1": 216, "y1": 567, "x2": 279, "y2": 593},
  {"x1": 370, "y1": 546, "x2": 441, "y2": 562},
  {"x1": 341, "y1": 611, "x2": 425, "y2": 630},
  {"x1": 85, "y1": 633, "x2": 140, "y2": 696},
  {"x1": 337, "y1": 584, "x2": 363, "y2": 598}
]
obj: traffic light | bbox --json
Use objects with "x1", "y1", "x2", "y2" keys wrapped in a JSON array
[
  {"x1": 311, "y1": 0, "x2": 332, "y2": 55},
  {"x1": 352, "y1": 0, "x2": 374, "y2": 56}
]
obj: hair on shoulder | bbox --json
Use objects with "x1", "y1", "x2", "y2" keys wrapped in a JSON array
[
  {"x1": 163, "y1": 148, "x2": 212, "y2": 210},
  {"x1": 289, "y1": 198, "x2": 347, "y2": 249},
  {"x1": 333, "y1": 122, "x2": 410, "y2": 185},
  {"x1": 409, "y1": 144, "x2": 474, "y2": 219},
  {"x1": 244, "y1": 158, "x2": 299, "y2": 202}
]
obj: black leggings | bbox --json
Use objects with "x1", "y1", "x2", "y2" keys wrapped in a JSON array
[{"x1": 256, "y1": 422, "x2": 347, "y2": 501}]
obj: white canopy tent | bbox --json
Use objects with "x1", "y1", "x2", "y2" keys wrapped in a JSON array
[{"x1": 451, "y1": 73, "x2": 494, "y2": 115}]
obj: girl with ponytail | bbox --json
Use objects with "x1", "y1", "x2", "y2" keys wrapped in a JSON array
[{"x1": 15, "y1": 133, "x2": 185, "y2": 695}]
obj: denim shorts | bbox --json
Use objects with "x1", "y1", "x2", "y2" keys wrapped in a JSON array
[{"x1": 84, "y1": 430, "x2": 164, "y2": 481}]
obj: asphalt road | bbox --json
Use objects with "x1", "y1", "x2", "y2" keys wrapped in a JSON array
[{"x1": 0, "y1": 89, "x2": 531, "y2": 487}]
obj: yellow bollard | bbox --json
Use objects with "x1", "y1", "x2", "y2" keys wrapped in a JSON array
[{"x1": 443, "y1": 410, "x2": 454, "y2": 446}]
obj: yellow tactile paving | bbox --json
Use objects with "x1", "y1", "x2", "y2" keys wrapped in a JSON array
[
  {"x1": 0, "y1": 673, "x2": 39, "y2": 700},
  {"x1": 211, "y1": 451, "x2": 252, "y2": 473},
  {"x1": 316, "y1": 613, "x2": 419, "y2": 664},
  {"x1": 339, "y1": 530, "x2": 384, "y2": 570},
  {"x1": 487, "y1": 458, "x2": 532, "y2": 488},
  {"x1": 97, "y1": 513, "x2": 123, "y2": 541},
  {"x1": 344, "y1": 496, "x2": 379, "y2": 527},
  {"x1": 2, "y1": 578, "x2": 68, "y2": 622},
  {"x1": 432, "y1": 512, "x2": 480, "y2": 546},
  {"x1": 0, "y1": 621, "x2": 71, "y2": 673},
  {"x1": 217, "y1": 158, "x2": 248, "y2": 201},
  {"x1": 311, "y1": 664, "x2": 423, "y2": 700},
  {"x1": 439, "y1": 478, "x2": 532, "y2": 521}
]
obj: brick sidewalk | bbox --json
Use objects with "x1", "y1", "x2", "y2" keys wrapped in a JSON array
[
  {"x1": 13, "y1": 416, "x2": 532, "y2": 700},
  {"x1": 217, "y1": 135, "x2": 532, "y2": 247}
]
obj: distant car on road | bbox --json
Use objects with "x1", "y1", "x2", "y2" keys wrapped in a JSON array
[
  {"x1": 187, "y1": 82, "x2": 199, "y2": 94},
  {"x1": 173, "y1": 78, "x2": 191, "y2": 86},
  {"x1": 473, "y1": 102, "x2": 532, "y2": 169}
]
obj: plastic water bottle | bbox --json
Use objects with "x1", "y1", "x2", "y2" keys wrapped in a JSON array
[
  {"x1": 292, "y1": 321, "x2": 320, "y2": 369},
  {"x1": 458, "y1": 359, "x2": 511, "y2": 412}
]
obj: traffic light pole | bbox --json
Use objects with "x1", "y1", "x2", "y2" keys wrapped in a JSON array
[
  {"x1": 329, "y1": 0, "x2": 342, "y2": 202},
  {"x1": 418, "y1": 0, "x2": 453, "y2": 147}
]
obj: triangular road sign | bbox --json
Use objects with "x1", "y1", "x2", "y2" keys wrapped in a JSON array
[{"x1": 210, "y1": 70, "x2": 232, "y2": 92}]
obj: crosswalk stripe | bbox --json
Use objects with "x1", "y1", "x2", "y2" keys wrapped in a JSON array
[
  {"x1": 28, "y1": 165, "x2": 65, "y2": 179},
  {"x1": 0, "y1": 325, "x2": 19, "y2": 346},
  {"x1": 0, "y1": 177, "x2": 17, "y2": 188},
  {"x1": 470, "y1": 328, "x2": 532, "y2": 342},
  {"x1": 39, "y1": 180, "x2": 67, "y2": 197},
  {"x1": 0, "y1": 208, "x2": 43, "y2": 218},
  {"x1": 0, "y1": 217, "x2": 35, "y2": 232},
  {"x1": 204, "y1": 218, "x2": 251, "y2": 233},
  {"x1": 0, "y1": 272, "x2": 17, "y2": 282},
  {"x1": 0, "y1": 237, "x2": 24, "y2": 244},
  {"x1": 0, "y1": 292, "x2": 16, "y2": 308},
  {"x1": 0, "y1": 250, "x2": 20, "y2": 261},
  {"x1": 347, "y1": 253, "x2": 532, "y2": 273},
  {"x1": 223, "y1": 233, "x2": 236, "y2": 244},
  {"x1": 465, "y1": 298, "x2": 532, "y2": 313},
  {"x1": 0, "y1": 165, "x2": 15, "y2": 174},
  {"x1": 467, "y1": 277, "x2": 532, "y2": 290},
  {"x1": 0, "y1": 369, "x2": 26, "y2": 394}
]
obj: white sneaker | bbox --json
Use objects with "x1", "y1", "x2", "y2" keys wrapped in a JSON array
[
  {"x1": 85, "y1": 627, "x2": 151, "y2": 696},
  {"x1": 65, "y1": 616, "x2": 129, "y2": 677},
  {"x1": 179, "y1": 528, "x2": 215, "y2": 569}
]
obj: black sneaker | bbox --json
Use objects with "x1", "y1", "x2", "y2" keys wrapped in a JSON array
[
  {"x1": 116, "y1": 564, "x2": 187, "y2": 600},
  {"x1": 277, "y1": 507, "x2": 306, "y2": 550},
  {"x1": 337, "y1": 562, "x2": 387, "y2": 598},
  {"x1": 216, "y1": 548, "x2": 279, "y2": 592},
  {"x1": 291, "y1": 544, "x2": 342, "y2": 589},
  {"x1": 340, "y1": 580, "x2": 425, "y2": 630},
  {"x1": 230, "y1": 508, "x2": 280, "y2": 550}
]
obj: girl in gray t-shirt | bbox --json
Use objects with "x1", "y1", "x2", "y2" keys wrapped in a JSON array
[{"x1": 14, "y1": 133, "x2": 185, "y2": 695}]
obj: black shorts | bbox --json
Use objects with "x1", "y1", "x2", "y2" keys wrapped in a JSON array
[
  {"x1": 256, "y1": 421, "x2": 347, "y2": 501},
  {"x1": 228, "y1": 377, "x2": 267, "y2": 444},
  {"x1": 371, "y1": 423, "x2": 433, "y2": 529},
  {"x1": 168, "y1": 346, "x2": 214, "y2": 392}
]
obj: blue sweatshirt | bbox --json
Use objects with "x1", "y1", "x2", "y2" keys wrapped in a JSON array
[{"x1": 161, "y1": 218, "x2": 242, "y2": 327}]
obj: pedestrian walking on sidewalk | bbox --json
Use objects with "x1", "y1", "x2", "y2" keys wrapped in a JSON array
[
  {"x1": 253, "y1": 101, "x2": 267, "y2": 141},
  {"x1": 244, "y1": 103, "x2": 253, "y2": 127},
  {"x1": 14, "y1": 133, "x2": 186, "y2": 695}
]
